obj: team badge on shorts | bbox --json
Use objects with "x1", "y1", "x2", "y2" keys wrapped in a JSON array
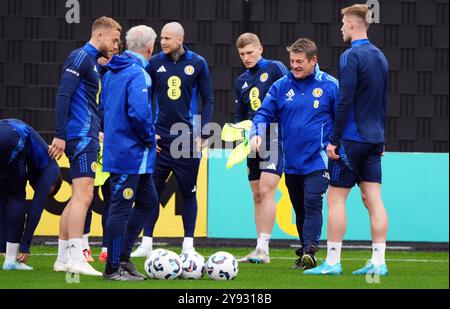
[
  {"x1": 184, "y1": 65, "x2": 195, "y2": 76},
  {"x1": 260, "y1": 73, "x2": 269, "y2": 82},
  {"x1": 123, "y1": 188, "x2": 134, "y2": 200},
  {"x1": 312, "y1": 88, "x2": 323, "y2": 98},
  {"x1": 91, "y1": 162, "x2": 97, "y2": 173}
]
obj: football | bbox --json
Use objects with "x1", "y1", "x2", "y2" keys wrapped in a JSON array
[
  {"x1": 144, "y1": 248, "x2": 169, "y2": 279},
  {"x1": 145, "y1": 249, "x2": 182, "y2": 280},
  {"x1": 206, "y1": 251, "x2": 238, "y2": 280},
  {"x1": 180, "y1": 251, "x2": 206, "y2": 279}
]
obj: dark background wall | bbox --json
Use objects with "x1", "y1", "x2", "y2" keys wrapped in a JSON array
[{"x1": 0, "y1": 0, "x2": 448, "y2": 152}]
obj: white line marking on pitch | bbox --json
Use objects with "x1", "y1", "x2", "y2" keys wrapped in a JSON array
[
  {"x1": 31, "y1": 253, "x2": 449, "y2": 263},
  {"x1": 270, "y1": 257, "x2": 449, "y2": 263}
]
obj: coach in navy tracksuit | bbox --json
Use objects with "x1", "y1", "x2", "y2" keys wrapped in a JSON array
[
  {"x1": 132, "y1": 22, "x2": 214, "y2": 257},
  {"x1": 101, "y1": 25, "x2": 159, "y2": 281},
  {"x1": 0, "y1": 119, "x2": 61, "y2": 270},
  {"x1": 250, "y1": 38, "x2": 339, "y2": 270}
]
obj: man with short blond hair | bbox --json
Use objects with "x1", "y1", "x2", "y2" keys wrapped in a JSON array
[
  {"x1": 233, "y1": 32, "x2": 289, "y2": 264},
  {"x1": 50, "y1": 16, "x2": 121, "y2": 276},
  {"x1": 340, "y1": 3, "x2": 372, "y2": 28},
  {"x1": 91, "y1": 16, "x2": 122, "y2": 33},
  {"x1": 236, "y1": 32, "x2": 261, "y2": 49},
  {"x1": 305, "y1": 4, "x2": 389, "y2": 276}
]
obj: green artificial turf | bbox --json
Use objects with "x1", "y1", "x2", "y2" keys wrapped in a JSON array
[{"x1": 0, "y1": 246, "x2": 448, "y2": 289}]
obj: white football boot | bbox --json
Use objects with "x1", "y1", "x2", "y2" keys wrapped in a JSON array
[{"x1": 68, "y1": 260, "x2": 103, "y2": 276}]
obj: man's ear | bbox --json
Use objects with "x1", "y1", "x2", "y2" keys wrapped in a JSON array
[{"x1": 95, "y1": 30, "x2": 103, "y2": 42}]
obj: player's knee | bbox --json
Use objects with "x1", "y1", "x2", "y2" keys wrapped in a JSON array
[
  {"x1": 259, "y1": 182, "x2": 276, "y2": 199},
  {"x1": 327, "y1": 193, "x2": 336, "y2": 205},
  {"x1": 361, "y1": 194, "x2": 384, "y2": 211},
  {"x1": 72, "y1": 188, "x2": 94, "y2": 206},
  {"x1": 83, "y1": 188, "x2": 94, "y2": 202},
  {"x1": 327, "y1": 193, "x2": 344, "y2": 209},
  {"x1": 361, "y1": 191, "x2": 370, "y2": 208},
  {"x1": 72, "y1": 181, "x2": 94, "y2": 205},
  {"x1": 252, "y1": 192, "x2": 262, "y2": 205}
]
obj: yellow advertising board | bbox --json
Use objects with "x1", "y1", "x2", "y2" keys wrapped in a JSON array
[{"x1": 29, "y1": 154, "x2": 207, "y2": 237}]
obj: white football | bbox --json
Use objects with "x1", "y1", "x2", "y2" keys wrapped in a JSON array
[
  {"x1": 180, "y1": 251, "x2": 206, "y2": 279},
  {"x1": 144, "y1": 249, "x2": 182, "y2": 280},
  {"x1": 144, "y1": 249, "x2": 169, "y2": 279},
  {"x1": 206, "y1": 251, "x2": 238, "y2": 280}
]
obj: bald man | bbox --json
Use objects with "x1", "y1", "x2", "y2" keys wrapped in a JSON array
[{"x1": 132, "y1": 22, "x2": 214, "y2": 257}]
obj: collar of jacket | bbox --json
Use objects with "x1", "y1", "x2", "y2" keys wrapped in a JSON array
[
  {"x1": 248, "y1": 57, "x2": 267, "y2": 72},
  {"x1": 288, "y1": 70, "x2": 316, "y2": 86},
  {"x1": 83, "y1": 42, "x2": 102, "y2": 60},
  {"x1": 162, "y1": 44, "x2": 193, "y2": 61},
  {"x1": 125, "y1": 50, "x2": 149, "y2": 68},
  {"x1": 351, "y1": 38, "x2": 370, "y2": 47}
]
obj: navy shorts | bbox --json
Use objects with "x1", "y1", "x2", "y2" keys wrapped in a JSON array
[
  {"x1": 247, "y1": 136, "x2": 283, "y2": 181},
  {"x1": 329, "y1": 139, "x2": 384, "y2": 188},
  {"x1": 65, "y1": 137, "x2": 99, "y2": 180}
]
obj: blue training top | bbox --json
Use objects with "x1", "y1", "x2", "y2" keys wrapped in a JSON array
[
  {"x1": 0, "y1": 119, "x2": 60, "y2": 254},
  {"x1": 250, "y1": 67, "x2": 339, "y2": 175},
  {"x1": 234, "y1": 58, "x2": 289, "y2": 123},
  {"x1": 55, "y1": 42, "x2": 103, "y2": 142},
  {"x1": 102, "y1": 51, "x2": 156, "y2": 175},
  {"x1": 329, "y1": 39, "x2": 389, "y2": 145}
]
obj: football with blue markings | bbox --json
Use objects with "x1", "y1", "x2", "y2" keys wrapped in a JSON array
[
  {"x1": 145, "y1": 249, "x2": 182, "y2": 280},
  {"x1": 206, "y1": 251, "x2": 238, "y2": 280},
  {"x1": 180, "y1": 251, "x2": 206, "y2": 279},
  {"x1": 144, "y1": 248, "x2": 169, "y2": 279}
]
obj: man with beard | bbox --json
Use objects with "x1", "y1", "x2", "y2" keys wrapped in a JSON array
[
  {"x1": 132, "y1": 22, "x2": 214, "y2": 257},
  {"x1": 49, "y1": 16, "x2": 122, "y2": 276}
]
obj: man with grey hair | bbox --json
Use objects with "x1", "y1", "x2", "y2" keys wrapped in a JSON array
[
  {"x1": 101, "y1": 25, "x2": 158, "y2": 281},
  {"x1": 132, "y1": 22, "x2": 214, "y2": 257}
]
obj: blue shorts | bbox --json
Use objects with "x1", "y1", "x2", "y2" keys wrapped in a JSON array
[
  {"x1": 329, "y1": 139, "x2": 384, "y2": 188},
  {"x1": 65, "y1": 137, "x2": 99, "y2": 180},
  {"x1": 247, "y1": 137, "x2": 283, "y2": 181}
]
